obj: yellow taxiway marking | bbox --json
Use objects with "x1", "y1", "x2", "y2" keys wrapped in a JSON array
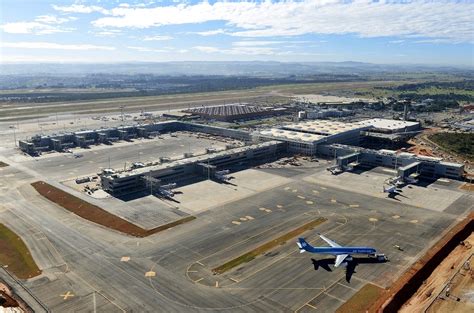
[
  {"x1": 392, "y1": 215, "x2": 400, "y2": 219},
  {"x1": 229, "y1": 278, "x2": 239, "y2": 283},
  {"x1": 120, "y1": 256, "x2": 130, "y2": 262},
  {"x1": 245, "y1": 215, "x2": 254, "y2": 220},
  {"x1": 410, "y1": 219, "x2": 418, "y2": 224},
  {"x1": 292, "y1": 189, "x2": 298, "y2": 193},
  {"x1": 297, "y1": 195, "x2": 305, "y2": 199},
  {"x1": 306, "y1": 303, "x2": 317, "y2": 310},
  {"x1": 264, "y1": 209, "x2": 272, "y2": 213},
  {"x1": 330, "y1": 199, "x2": 337, "y2": 203},
  {"x1": 306, "y1": 201, "x2": 314, "y2": 205},
  {"x1": 239, "y1": 217, "x2": 248, "y2": 221},
  {"x1": 145, "y1": 271, "x2": 156, "y2": 277},
  {"x1": 194, "y1": 278, "x2": 203, "y2": 283},
  {"x1": 312, "y1": 190, "x2": 319, "y2": 194},
  {"x1": 349, "y1": 204, "x2": 359, "y2": 208},
  {"x1": 276, "y1": 205, "x2": 283, "y2": 208},
  {"x1": 196, "y1": 261, "x2": 205, "y2": 266},
  {"x1": 60, "y1": 291, "x2": 74, "y2": 300},
  {"x1": 215, "y1": 281, "x2": 219, "y2": 288},
  {"x1": 259, "y1": 207, "x2": 267, "y2": 211},
  {"x1": 232, "y1": 221, "x2": 241, "y2": 225},
  {"x1": 369, "y1": 218, "x2": 378, "y2": 222}
]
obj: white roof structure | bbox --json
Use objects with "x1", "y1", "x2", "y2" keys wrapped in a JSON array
[
  {"x1": 257, "y1": 120, "x2": 369, "y2": 145},
  {"x1": 357, "y1": 119, "x2": 420, "y2": 132},
  {"x1": 259, "y1": 129, "x2": 325, "y2": 143},
  {"x1": 283, "y1": 120, "x2": 369, "y2": 135}
]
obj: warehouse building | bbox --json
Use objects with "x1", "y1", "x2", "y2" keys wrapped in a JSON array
[{"x1": 183, "y1": 104, "x2": 288, "y2": 121}]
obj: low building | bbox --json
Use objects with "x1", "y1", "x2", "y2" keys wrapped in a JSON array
[
  {"x1": 358, "y1": 118, "x2": 421, "y2": 134},
  {"x1": 358, "y1": 118, "x2": 421, "y2": 143},
  {"x1": 183, "y1": 104, "x2": 288, "y2": 121},
  {"x1": 318, "y1": 144, "x2": 465, "y2": 180},
  {"x1": 101, "y1": 141, "x2": 284, "y2": 195},
  {"x1": 18, "y1": 121, "x2": 253, "y2": 155}
]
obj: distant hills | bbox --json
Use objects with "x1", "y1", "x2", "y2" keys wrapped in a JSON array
[{"x1": 1, "y1": 61, "x2": 471, "y2": 77}]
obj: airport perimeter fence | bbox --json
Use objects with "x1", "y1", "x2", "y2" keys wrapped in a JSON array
[{"x1": 0, "y1": 266, "x2": 50, "y2": 313}]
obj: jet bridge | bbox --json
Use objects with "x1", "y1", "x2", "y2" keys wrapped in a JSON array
[
  {"x1": 336, "y1": 152, "x2": 361, "y2": 170},
  {"x1": 397, "y1": 161, "x2": 421, "y2": 179}
]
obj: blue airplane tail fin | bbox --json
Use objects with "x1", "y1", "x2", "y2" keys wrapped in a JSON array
[{"x1": 296, "y1": 238, "x2": 312, "y2": 253}]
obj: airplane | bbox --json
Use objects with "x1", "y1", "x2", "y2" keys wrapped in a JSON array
[
  {"x1": 383, "y1": 185, "x2": 397, "y2": 194},
  {"x1": 157, "y1": 183, "x2": 177, "y2": 198},
  {"x1": 215, "y1": 170, "x2": 232, "y2": 182},
  {"x1": 297, "y1": 234, "x2": 384, "y2": 267}
]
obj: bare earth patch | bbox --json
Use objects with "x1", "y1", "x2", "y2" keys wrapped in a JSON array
[{"x1": 31, "y1": 181, "x2": 195, "y2": 237}]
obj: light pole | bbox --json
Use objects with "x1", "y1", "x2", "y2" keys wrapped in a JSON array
[{"x1": 12, "y1": 127, "x2": 17, "y2": 147}]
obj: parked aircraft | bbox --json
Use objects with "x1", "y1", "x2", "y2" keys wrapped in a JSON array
[
  {"x1": 383, "y1": 185, "x2": 397, "y2": 194},
  {"x1": 157, "y1": 183, "x2": 177, "y2": 198},
  {"x1": 297, "y1": 234, "x2": 386, "y2": 267},
  {"x1": 215, "y1": 170, "x2": 231, "y2": 182}
]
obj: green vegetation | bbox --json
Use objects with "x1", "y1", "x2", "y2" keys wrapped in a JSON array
[
  {"x1": 212, "y1": 217, "x2": 326, "y2": 274},
  {"x1": 335, "y1": 283, "x2": 385, "y2": 313},
  {"x1": 429, "y1": 133, "x2": 474, "y2": 160},
  {"x1": 356, "y1": 80, "x2": 474, "y2": 101},
  {"x1": 0, "y1": 223, "x2": 41, "y2": 279}
]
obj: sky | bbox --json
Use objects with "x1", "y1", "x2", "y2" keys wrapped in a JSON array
[{"x1": 0, "y1": 0, "x2": 473, "y2": 66}]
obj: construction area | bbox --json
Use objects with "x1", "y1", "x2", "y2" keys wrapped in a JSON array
[{"x1": 0, "y1": 110, "x2": 472, "y2": 312}]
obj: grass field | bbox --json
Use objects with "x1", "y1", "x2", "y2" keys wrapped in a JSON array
[
  {"x1": 31, "y1": 181, "x2": 195, "y2": 237},
  {"x1": 0, "y1": 80, "x2": 409, "y2": 120},
  {"x1": 355, "y1": 85, "x2": 474, "y2": 100},
  {"x1": 212, "y1": 217, "x2": 326, "y2": 274},
  {"x1": 335, "y1": 283, "x2": 385, "y2": 313},
  {"x1": 429, "y1": 133, "x2": 474, "y2": 161},
  {"x1": 0, "y1": 223, "x2": 41, "y2": 279}
]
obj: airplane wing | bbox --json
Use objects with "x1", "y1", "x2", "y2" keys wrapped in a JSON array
[
  {"x1": 319, "y1": 234, "x2": 341, "y2": 247},
  {"x1": 335, "y1": 254, "x2": 349, "y2": 267}
]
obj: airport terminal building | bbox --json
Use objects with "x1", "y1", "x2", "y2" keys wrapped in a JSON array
[{"x1": 255, "y1": 120, "x2": 371, "y2": 155}]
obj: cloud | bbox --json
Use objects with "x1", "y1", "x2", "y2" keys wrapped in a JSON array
[
  {"x1": 143, "y1": 35, "x2": 173, "y2": 41},
  {"x1": 1, "y1": 42, "x2": 115, "y2": 50},
  {"x1": 85, "y1": 0, "x2": 473, "y2": 44},
  {"x1": 52, "y1": 4, "x2": 110, "y2": 15},
  {"x1": 1, "y1": 15, "x2": 76, "y2": 35},
  {"x1": 232, "y1": 41, "x2": 284, "y2": 47},
  {"x1": 194, "y1": 29, "x2": 229, "y2": 36},
  {"x1": 1, "y1": 22, "x2": 68, "y2": 35},
  {"x1": 194, "y1": 45, "x2": 278, "y2": 55},
  {"x1": 389, "y1": 40, "x2": 405, "y2": 44},
  {"x1": 127, "y1": 46, "x2": 168, "y2": 52}
]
